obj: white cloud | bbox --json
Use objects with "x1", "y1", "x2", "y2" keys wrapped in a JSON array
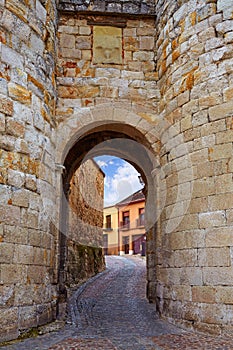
[
  {"x1": 104, "y1": 162, "x2": 143, "y2": 206},
  {"x1": 96, "y1": 160, "x2": 108, "y2": 168}
]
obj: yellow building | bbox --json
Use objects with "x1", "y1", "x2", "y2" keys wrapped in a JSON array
[{"x1": 103, "y1": 205, "x2": 119, "y2": 255}]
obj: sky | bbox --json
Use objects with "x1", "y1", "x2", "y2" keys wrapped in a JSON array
[{"x1": 95, "y1": 155, "x2": 143, "y2": 207}]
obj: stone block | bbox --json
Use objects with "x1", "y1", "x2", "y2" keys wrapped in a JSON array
[
  {"x1": 205, "y1": 227, "x2": 233, "y2": 247},
  {"x1": 178, "y1": 90, "x2": 190, "y2": 107},
  {"x1": 215, "y1": 173, "x2": 233, "y2": 194},
  {"x1": 6, "y1": 118, "x2": 25, "y2": 137},
  {"x1": 60, "y1": 48, "x2": 81, "y2": 59},
  {"x1": 25, "y1": 174, "x2": 37, "y2": 191},
  {"x1": 226, "y1": 209, "x2": 233, "y2": 224},
  {"x1": 170, "y1": 230, "x2": 205, "y2": 250},
  {"x1": 174, "y1": 267, "x2": 203, "y2": 286},
  {"x1": 203, "y1": 266, "x2": 233, "y2": 285},
  {"x1": 11, "y1": 188, "x2": 29, "y2": 207},
  {"x1": 4, "y1": 225, "x2": 28, "y2": 244},
  {"x1": 14, "y1": 284, "x2": 34, "y2": 305},
  {"x1": 217, "y1": 0, "x2": 232, "y2": 11},
  {"x1": 202, "y1": 304, "x2": 226, "y2": 325},
  {"x1": 19, "y1": 305, "x2": 37, "y2": 329},
  {"x1": 140, "y1": 36, "x2": 154, "y2": 50},
  {"x1": 209, "y1": 100, "x2": 233, "y2": 121},
  {"x1": 0, "y1": 97, "x2": 13, "y2": 115},
  {"x1": 199, "y1": 211, "x2": 226, "y2": 228},
  {"x1": 76, "y1": 36, "x2": 91, "y2": 49},
  {"x1": 1, "y1": 44, "x2": 23, "y2": 69},
  {"x1": 174, "y1": 249, "x2": 197, "y2": 267},
  {"x1": 27, "y1": 265, "x2": 46, "y2": 284},
  {"x1": 177, "y1": 213, "x2": 199, "y2": 231},
  {"x1": 193, "y1": 177, "x2": 215, "y2": 198},
  {"x1": 193, "y1": 134, "x2": 215, "y2": 151},
  {"x1": 28, "y1": 229, "x2": 41, "y2": 247},
  {"x1": 173, "y1": 285, "x2": 192, "y2": 301},
  {"x1": 216, "y1": 287, "x2": 233, "y2": 304},
  {"x1": 133, "y1": 51, "x2": 154, "y2": 61},
  {"x1": 1, "y1": 264, "x2": 26, "y2": 284},
  {"x1": 0, "y1": 307, "x2": 19, "y2": 342},
  {"x1": 216, "y1": 129, "x2": 233, "y2": 144},
  {"x1": 7, "y1": 169, "x2": 25, "y2": 188},
  {"x1": 36, "y1": 0, "x2": 47, "y2": 23},
  {"x1": 0, "y1": 242, "x2": 14, "y2": 263},
  {"x1": 198, "y1": 247, "x2": 231, "y2": 267},
  {"x1": 199, "y1": 94, "x2": 222, "y2": 109},
  {"x1": 93, "y1": 26, "x2": 122, "y2": 64},
  {"x1": 0, "y1": 113, "x2": 5, "y2": 132},
  {"x1": 208, "y1": 143, "x2": 232, "y2": 161},
  {"x1": 13, "y1": 244, "x2": 34, "y2": 264},
  {"x1": 60, "y1": 33, "x2": 75, "y2": 48},
  {"x1": 192, "y1": 286, "x2": 216, "y2": 303},
  {"x1": 201, "y1": 119, "x2": 226, "y2": 137},
  {"x1": 21, "y1": 209, "x2": 39, "y2": 229},
  {"x1": 192, "y1": 110, "x2": 208, "y2": 127},
  {"x1": 0, "y1": 205, "x2": 20, "y2": 225},
  {"x1": 8, "y1": 83, "x2": 31, "y2": 105},
  {"x1": 189, "y1": 197, "x2": 208, "y2": 214},
  {"x1": 37, "y1": 303, "x2": 53, "y2": 326}
]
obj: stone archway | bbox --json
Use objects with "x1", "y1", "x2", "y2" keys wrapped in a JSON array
[
  {"x1": 55, "y1": 102, "x2": 194, "y2": 315},
  {"x1": 55, "y1": 104, "x2": 163, "y2": 307}
]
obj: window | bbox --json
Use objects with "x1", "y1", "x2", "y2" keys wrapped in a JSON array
[
  {"x1": 138, "y1": 208, "x2": 145, "y2": 226},
  {"x1": 106, "y1": 215, "x2": 112, "y2": 230},
  {"x1": 122, "y1": 211, "x2": 130, "y2": 229}
]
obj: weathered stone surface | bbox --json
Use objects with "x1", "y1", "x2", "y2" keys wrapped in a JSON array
[
  {"x1": 0, "y1": 0, "x2": 233, "y2": 342},
  {"x1": 93, "y1": 26, "x2": 122, "y2": 64},
  {"x1": 58, "y1": 0, "x2": 155, "y2": 15}
]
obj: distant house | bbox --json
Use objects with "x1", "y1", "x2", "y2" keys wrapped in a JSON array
[
  {"x1": 116, "y1": 189, "x2": 146, "y2": 256},
  {"x1": 103, "y1": 189, "x2": 146, "y2": 256},
  {"x1": 103, "y1": 205, "x2": 119, "y2": 255}
]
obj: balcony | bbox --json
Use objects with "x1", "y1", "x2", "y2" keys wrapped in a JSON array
[
  {"x1": 120, "y1": 221, "x2": 130, "y2": 230},
  {"x1": 136, "y1": 216, "x2": 145, "y2": 227}
]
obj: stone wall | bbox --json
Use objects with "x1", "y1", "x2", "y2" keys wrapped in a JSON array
[
  {"x1": 155, "y1": 0, "x2": 233, "y2": 334},
  {"x1": 67, "y1": 160, "x2": 105, "y2": 288},
  {"x1": 0, "y1": 0, "x2": 58, "y2": 342},
  {"x1": 56, "y1": 12, "x2": 158, "y2": 115},
  {"x1": 1, "y1": 0, "x2": 233, "y2": 343},
  {"x1": 58, "y1": 0, "x2": 155, "y2": 15}
]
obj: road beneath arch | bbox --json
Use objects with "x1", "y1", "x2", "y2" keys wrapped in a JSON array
[{"x1": 2, "y1": 256, "x2": 233, "y2": 349}]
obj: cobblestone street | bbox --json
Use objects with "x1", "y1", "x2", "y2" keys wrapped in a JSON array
[{"x1": 2, "y1": 256, "x2": 233, "y2": 349}]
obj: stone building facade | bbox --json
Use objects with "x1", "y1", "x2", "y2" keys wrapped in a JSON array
[
  {"x1": 0, "y1": 0, "x2": 233, "y2": 342},
  {"x1": 67, "y1": 159, "x2": 105, "y2": 288}
]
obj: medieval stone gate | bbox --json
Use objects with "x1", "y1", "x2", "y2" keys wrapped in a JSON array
[{"x1": 1, "y1": 0, "x2": 233, "y2": 342}]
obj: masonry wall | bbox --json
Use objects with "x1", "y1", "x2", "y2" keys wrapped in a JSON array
[
  {"x1": 67, "y1": 160, "x2": 105, "y2": 288},
  {"x1": 1, "y1": 0, "x2": 233, "y2": 342},
  {"x1": 155, "y1": 0, "x2": 233, "y2": 334},
  {"x1": 0, "y1": 0, "x2": 58, "y2": 342},
  {"x1": 56, "y1": 13, "x2": 158, "y2": 116}
]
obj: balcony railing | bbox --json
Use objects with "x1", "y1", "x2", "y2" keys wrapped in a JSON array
[
  {"x1": 103, "y1": 223, "x2": 113, "y2": 231},
  {"x1": 120, "y1": 221, "x2": 130, "y2": 230},
  {"x1": 119, "y1": 217, "x2": 145, "y2": 230}
]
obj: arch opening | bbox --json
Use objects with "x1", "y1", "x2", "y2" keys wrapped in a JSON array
[{"x1": 58, "y1": 122, "x2": 159, "y2": 309}]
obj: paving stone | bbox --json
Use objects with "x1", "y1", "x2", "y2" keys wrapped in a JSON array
[{"x1": 2, "y1": 256, "x2": 233, "y2": 349}]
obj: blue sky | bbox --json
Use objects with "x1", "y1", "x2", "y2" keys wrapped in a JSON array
[{"x1": 95, "y1": 155, "x2": 143, "y2": 207}]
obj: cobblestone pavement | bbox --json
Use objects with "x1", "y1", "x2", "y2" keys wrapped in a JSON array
[{"x1": 2, "y1": 256, "x2": 233, "y2": 349}]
